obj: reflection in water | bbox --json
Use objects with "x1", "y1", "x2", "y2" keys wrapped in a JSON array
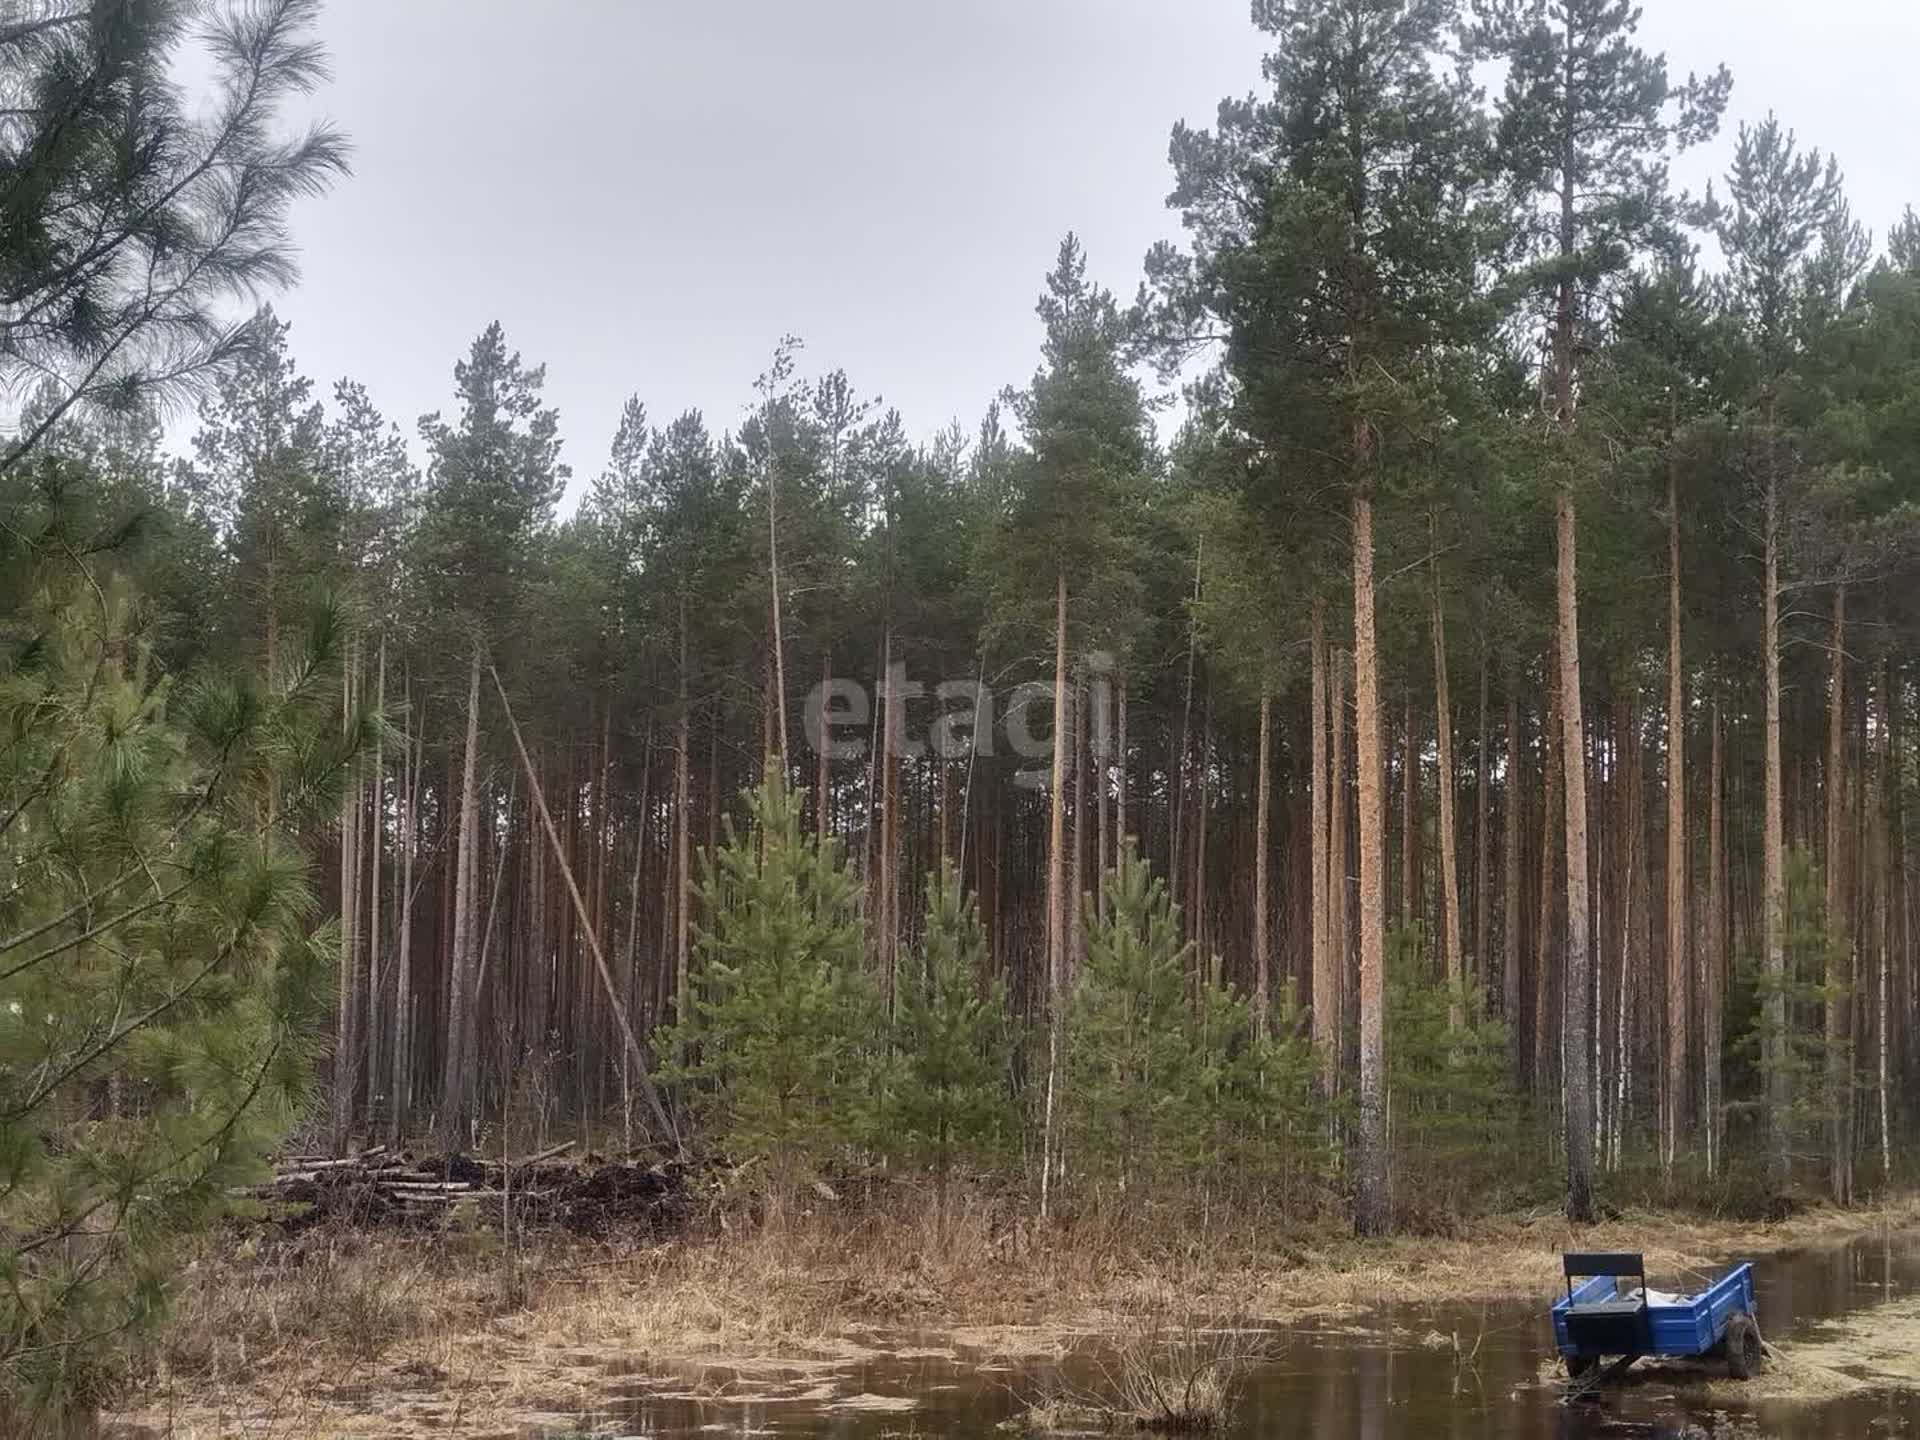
[{"x1": 568, "y1": 1229, "x2": 1920, "y2": 1440}]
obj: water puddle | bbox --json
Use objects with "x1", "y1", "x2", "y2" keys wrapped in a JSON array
[{"x1": 551, "y1": 1227, "x2": 1920, "y2": 1439}]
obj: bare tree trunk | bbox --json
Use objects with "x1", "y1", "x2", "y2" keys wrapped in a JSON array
[
  {"x1": 1556, "y1": 486, "x2": 1596, "y2": 1224},
  {"x1": 1536, "y1": 645, "x2": 1563, "y2": 1099},
  {"x1": 1475, "y1": 653, "x2": 1491, "y2": 994},
  {"x1": 1040, "y1": 572, "x2": 1069, "y2": 1221},
  {"x1": 1826, "y1": 583, "x2": 1852, "y2": 1204},
  {"x1": 389, "y1": 677, "x2": 419, "y2": 1147},
  {"x1": 768, "y1": 449, "x2": 791, "y2": 779},
  {"x1": 818, "y1": 652, "x2": 832, "y2": 840},
  {"x1": 1705, "y1": 695, "x2": 1725, "y2": 1178},
  {"x1": 1762, "y1": 465, "x2": 1789, "y2": 1193},
  {"x1": 674, "y1": 599, "x2": 691, "y2": 1035},
  {"x1": 1070, "y1": 671, "x2": 1086, "y2": 980},
  {"x1": 1353, "y1": 488, "x2": 1389, "y2": 1237},
  {"x1": 1311, "y1": 602, "x2": 1335, "y2": 1091},
  {"x1": 1504, "y1": 688, "x2": 1523, "y2": 1084},
  {"x1": 1401, "y1": 698, "x2": 1417, "y2": 931},
  {"x1": 1256, "y1": 690, "x2": 1273, "y2": 1031},
  {"x1": 1096, "y1": 667, "x2": 1111, "y2": 924},
  {"x1": 440, "y1": 641, "x2": 484, "y2": 1150},
  {"x1": 367, "y1": 637, "x2": 385, "y2": 1125},
  {"x1": 883, "y1": 628, "x2": 903, "y2": 1011},
  {"x1": 334, "y1": 640, "x2": 361, "y2": 1149},
  {"x1": 1331, "y1": 651, "x2": 1351, "y2": 1088},
  {"x1": 1171, "y1": 542, "x2": 1201, "y2": 914},
  {"x1": 1116, "y1": 674, "x2": 1130, "y2": 862},
  {"x1": 1194, "y1": 687, "x2": 1212, "y2": 976},
  {"x1": 1875, "y1": 661, "x2": 1892, "y2": 1180},
  {"x1": 1430, "y1": 514, "x2": 1463, "y2": 1027},
  {"x1": 1664, "y1": 465, "x2": 1688, "y2": 1178}
]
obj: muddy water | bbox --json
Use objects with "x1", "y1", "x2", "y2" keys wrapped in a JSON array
[{"x1": 558, "y1": 1230, "x2": 1920, "y2": 1439}]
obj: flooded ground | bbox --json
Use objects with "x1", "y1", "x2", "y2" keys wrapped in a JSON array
[{"x1": 548, "y1": 1228, "x2": 1920, "y2": 1440}]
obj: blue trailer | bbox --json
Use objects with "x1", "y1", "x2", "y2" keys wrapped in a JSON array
[{"x1": 1551, "y1": 1252, "x2": 1764, "y2": 1390}]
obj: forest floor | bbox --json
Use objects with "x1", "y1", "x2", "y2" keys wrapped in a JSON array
[{"x1": 105, "y1": 1187, "x2": 1920, "y2": 1438}]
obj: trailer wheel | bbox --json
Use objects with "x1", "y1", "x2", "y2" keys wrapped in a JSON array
[
  {"x1": 1725, "y1": 1312, "x2": 1764, "y2": 1379},
  {"x1": 1565, "y1": 1353, "x2": 1595, "y2": 1380}
]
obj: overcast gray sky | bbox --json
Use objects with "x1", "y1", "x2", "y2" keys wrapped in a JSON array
[{"x1": 268, "y1": 1, "x2": 1918, "y2": 504}]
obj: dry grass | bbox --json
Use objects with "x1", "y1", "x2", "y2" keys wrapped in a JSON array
[
  {"x1": 104, "y1": 1187, "x2": 1920, "y2": 1437},
  {"x1": 1013, "y1": 1306, "x2": 1270, "y2": 1434},
  {"x1": 1248, "y1": 1193, "x2": 1920, "y2": 1311}
]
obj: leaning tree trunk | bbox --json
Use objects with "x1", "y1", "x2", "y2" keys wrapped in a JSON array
[
  {"x1": 1430, "y1": 514, "x2": 1464, "y2": 1028},
  {"x1": 1039, "y1": 571, "x2": 1069, "y2": 1222},
  {"x1": 1352, "y1": 486, "x2": 1390, "y2": 1238},
  {"x1": 1663, "y1": 463, "x2": 1688, "y2": 1179},
  {"x1": 1825, "y1": 583, "x2": 1852, "y2": 1205}
]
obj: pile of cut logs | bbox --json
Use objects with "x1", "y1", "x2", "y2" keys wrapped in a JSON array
[{"x1": 238, "y1": 1141, "x2": 691, "y2": 1236}]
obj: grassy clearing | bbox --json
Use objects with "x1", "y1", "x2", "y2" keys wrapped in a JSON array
[{"x1": 106, "y1": 1188, "x2": 1920, "y2": 1438}]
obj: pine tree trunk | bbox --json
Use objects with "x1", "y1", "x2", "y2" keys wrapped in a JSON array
[
  {"x1": 1069, "y1": 671, "x2": 1086, "y2": 980},
  {"x1": 334, "y1": 640, "x2": 361, "y2": 1149},
  {"x1": 1171, "y1": 544, "x2": 1201, "y2": 914},
  {"x1": 1826, "y1": 583, "x2": 1852, "y2": 1204},
  {"x1": 367, "y1": 637, "x2": 385, "y2": 1125},
  {"x1": 1401, "y1": 699, "x2": 1417, "y2": 931},
  {"x1": 1430, "y1": 515, "x2": 1463, "y2": 1027},
  {"x1": 1096, "y1": 673, "x2": 1111, "y2": 924},
  {"x1": 884, "y1": 629, "x2": 903, "y2": 1009},
  {"x1": 1194, "y1": 687, "x2": 1211, "y2": 976},
  {"x1": 818, "y1": 652, "x2": 832, "y2": 840},
  {"x1": 1256, "y1": 690, "x2": 1273, "y2": 1031},
  {"x1": 1553, "y1": 110, "x2": 1596, "y2": 1218},
  {"x1": 1705, "y1": 696, "x2": 1725, "y2": 1178},
  {"x1": 441, "y1": 641, "x2": 484, "y2": 1149},
  {"x1": 1874, "y1": 660, "x2": 1893, "y2": 1180},
  {"x1": 1762, "y1": 465, "x2": 1789, "y2": 1194},
  {"x1": 1504, "y1": 688, "x2": 1523, "y2": 1084},
  {"x1": 1331, "y1": 651, "x2": 1351, "y2": 1087},
  {"x1": 1664, "y1": 465, "x2": 1687, "y2": 1178},
  {"x1": 1475, "y1": 653, "x2": 1491, "y2": 994},
  {"x1": 1040, "y1": 571, "x2": 1069, "y2": 1221},
  {"x1": 1311, "y1": 602, "x2": 1335, "y2": 1091},
  {"x1": 1117, "y1": 673, "x2": 1130, "y2": 861},
  {"x1": 674, "y1": 598, "x2": 692, "y2": 1038},
  {"x1": 768, "y1": 450, "x2": 791, "y2": 778},
  {"x1": 1536, "y1": 646, "x2": 1563, "y2": 1099},
  {"x1": 1556, "y1": 487, "x2": 1597, "y2": 1224},
  {"x1": 1353, "y1": 489, "x2": 1389, "y2": 1237},
  {"x1": 390, "y1": 677, "x2": 419, "y2": 1147}
]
